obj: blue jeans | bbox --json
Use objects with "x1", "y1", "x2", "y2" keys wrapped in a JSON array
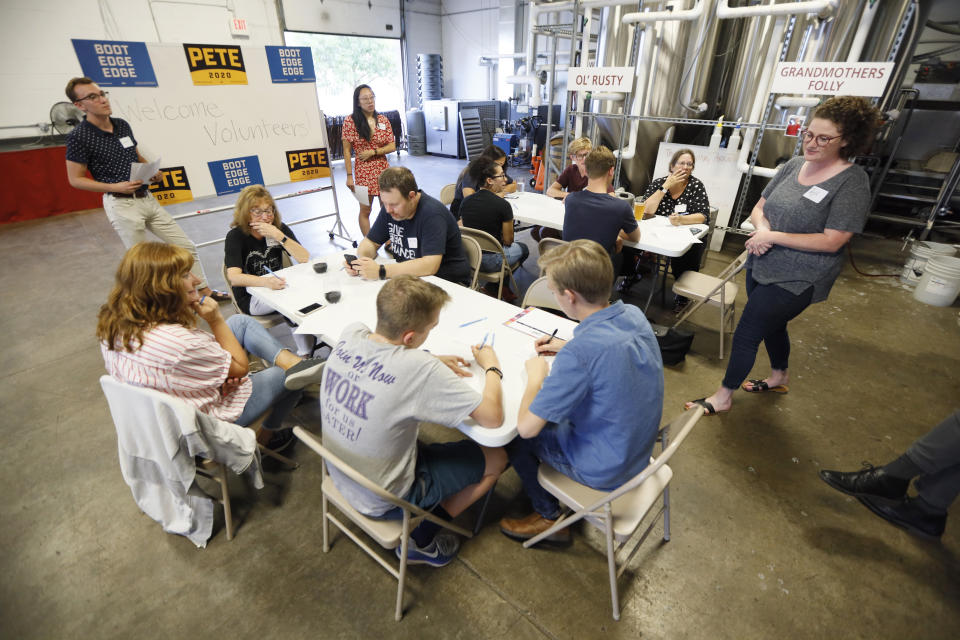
[
  {"x1": 480, "y1": 241, "x2": 530, "y2": 272},
  {"x1": 506, "y1": 425, "x2": 580, "y2": 519},
  {"x1": 228, "y1": 315, "x2": 303, "y2": 431},
  {"x1": 721, "y1": 269, "x2": 813, "y2": 390}
]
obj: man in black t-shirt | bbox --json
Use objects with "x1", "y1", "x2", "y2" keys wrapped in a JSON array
[
  {"x1": 347, "y1": 167, "x2": 470, "y2": 285},
  {"x1": 63, "y1": 77, "x2": 228, "y2": 301},
  {"x1": 459, "y1": 156, "x2": 529, "y2": 275}
]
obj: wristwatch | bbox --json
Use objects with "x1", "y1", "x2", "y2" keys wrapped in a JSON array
[
  {"x1": 279, "y1": 236, "x2": 287, "y2": 245},
  {"x1": 379, "y1": 264, "x2": 387, "y2": 280},
  {"x1": 660, "y1": 186, "x2": 669, "y2": 195}
]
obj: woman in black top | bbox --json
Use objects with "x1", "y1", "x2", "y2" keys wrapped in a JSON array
[
  {"x1": 640, "y1": 148, "x2": 711, "y2": 309},
  {"x1": 224, "y1": 184, "x2": 315, "y2": 356}
]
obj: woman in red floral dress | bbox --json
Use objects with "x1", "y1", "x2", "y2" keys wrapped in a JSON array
[{"x1": 342, "y1": 84, "x2": 396, "y2": 236}]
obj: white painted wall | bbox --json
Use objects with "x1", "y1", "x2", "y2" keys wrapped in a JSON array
[
  {"x1": 0, "y1": 0, "x2": 282, "y2": 139},
  {"x1": 440, "y1": 0, "x2": 501, "y2": 100},
  {"x1": 404, "y1": 0, "x2": 443, "y2": 109},
  {"x1": 0, "y1": 0, "x2": 516, "y2": 137},
  {"x1": 282, "y1": 0, "x2": 401, "y2": 38}
]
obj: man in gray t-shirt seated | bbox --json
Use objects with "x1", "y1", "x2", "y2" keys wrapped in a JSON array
[{"x1": 320, "y1": 275, "x2": 507, "y2": 566}]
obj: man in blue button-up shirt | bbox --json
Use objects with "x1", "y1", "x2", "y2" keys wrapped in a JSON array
[{"x1": 500, "y1": 239, "x2": 664, "y2": 543}]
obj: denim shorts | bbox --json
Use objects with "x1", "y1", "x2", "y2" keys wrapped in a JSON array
[{"x1": 377, "y1": 440, "x2": 485, "y2": 520}]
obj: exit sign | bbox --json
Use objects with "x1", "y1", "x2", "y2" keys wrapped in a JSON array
[{"x1": 229, "y1": 17, "x2": 249, "y2": 37}]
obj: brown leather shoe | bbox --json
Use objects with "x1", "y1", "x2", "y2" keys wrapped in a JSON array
[{"x1": 499, "y1": 512, "x2": 571, "y2": 544}]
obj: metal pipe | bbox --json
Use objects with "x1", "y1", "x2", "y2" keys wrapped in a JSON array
[
  {"x1": 621, "y1": 0, "x2": 705, "y2": 25},
  {"x1": 775, "y1": 96, "x2": 820, "y2": 107},
  {"x1": 847, "y1": 0, "x2": 881, "y2": 62},
  {"x1": 736, "y1": 15, "x2": 788, "y2": 178},
  {"x1": 717, "y1": 0, "x2": 837, "y2": 19}
]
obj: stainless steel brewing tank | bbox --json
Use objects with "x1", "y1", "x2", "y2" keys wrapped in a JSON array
[{"x1": 589, "y1": 4, "x2": 697, "y2": 191}]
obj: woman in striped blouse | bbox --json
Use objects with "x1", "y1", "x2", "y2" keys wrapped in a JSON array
[{"x1": 97, "y1": 243, "x2": 324, "y2": 450}]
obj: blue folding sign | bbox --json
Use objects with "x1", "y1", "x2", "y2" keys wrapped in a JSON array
[
  {"x1": 71, "y1": 39, "x2": 158, "y2": 87},
  {"x1": 207, "y1": 156, "x2": 264, "y2": 196},
  {"x1": 265, "y1": 46, "x2": 316, "y2": 83}
]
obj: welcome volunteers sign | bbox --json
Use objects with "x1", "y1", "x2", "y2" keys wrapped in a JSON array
[{"x1": 770, "y1": 62, "x2": 894, "y2": 97}]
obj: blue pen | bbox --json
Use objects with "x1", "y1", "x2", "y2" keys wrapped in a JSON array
[
  {"x1": 459, "y1": 317, "x2": 486, "y2": 328},
  {"x1": 479, "y1": 332, "x2": 489, "y2": 348},
  {"x1": 264, "y1": 266, "x2": 281, "y2": 279}
]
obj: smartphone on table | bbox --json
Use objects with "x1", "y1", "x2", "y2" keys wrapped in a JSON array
[{"x1": 298, "y1": 302, "x2": 323, "y2": 315}]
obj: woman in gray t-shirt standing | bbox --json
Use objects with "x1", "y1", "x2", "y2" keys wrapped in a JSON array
[{"x1": 687, "y1": 96, "x2": 880, "y2": 416}]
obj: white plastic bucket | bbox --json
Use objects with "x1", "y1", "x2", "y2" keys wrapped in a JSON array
[
  {"x1": 901, "y1": 241, "x2": 957, "y2": 286},
  {"x1": 913, "y1": 255, "x2": 960, "y2": 307}
]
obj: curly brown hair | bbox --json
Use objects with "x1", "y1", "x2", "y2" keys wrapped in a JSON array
[
  {"x1": 96, "y1": 243, "x2": 198, "y2": 352},
  {"x1": 812, "y1": 96, "x2": 882, "y2": 157}
]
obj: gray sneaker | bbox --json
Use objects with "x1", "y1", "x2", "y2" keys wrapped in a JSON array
[{"x1": 283, "y1": 357, "x2": 325, "y2": 390}]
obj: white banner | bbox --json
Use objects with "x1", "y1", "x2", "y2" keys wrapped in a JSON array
[
  {"x1": 770, "y1": 62, "x2": 894, "y2": 97},
  {"x1": 568, "y1": 67, "x2": 635, "y2": 92}
]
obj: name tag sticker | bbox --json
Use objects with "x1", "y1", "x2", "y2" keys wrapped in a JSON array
[
  {"x1": 378, "y1": 122, "x2": 386, "y2": 130},
  {"x1": 803, "y1": 185, "x2": 828, "y2": 203},
  {"x1": 119, "y1": 136, "x2": 134, "y2": 148},
  {"x1": 407, "y1": 237, "x2": 418, "y2": 249}
]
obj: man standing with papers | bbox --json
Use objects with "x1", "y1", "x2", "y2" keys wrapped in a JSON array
[
  {"x1": 499, "y1": 240, "x2": 664, "y2": 542},
  {"x1": 63, "y1": 77, "x2": 226, "y2": 301}
]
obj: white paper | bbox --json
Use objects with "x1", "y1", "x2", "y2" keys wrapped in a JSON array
[
  {"x1": 803, "y1": 186, "x2": 828, "y2": 203},
  {"x1": 130, "y1": 156, "x2": 162, "y2": 183},
  {"x1": 352, "y1": 185, "x2": 369, "y2": 206},
  {"x1": 504, "y1": 307, "x2": 575, "y2": 341},
  {"x1": 119, "y1": 136, "x2": 134, "y2": 148}
]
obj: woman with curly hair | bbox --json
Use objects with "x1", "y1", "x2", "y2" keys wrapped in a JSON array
[
  {"x1": 342, "y1": 84, "x2": 396, "y2": 236},
  {"x1": 98, "y1": 243, "x2": 324, "y2": 449},
  {"x1": 686, "y1": 96, "x2": 881, "y2": 416}
]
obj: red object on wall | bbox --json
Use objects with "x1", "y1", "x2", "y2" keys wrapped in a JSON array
[{"x1": 0, "y1": 146, "x2": 103, "y2": 224}]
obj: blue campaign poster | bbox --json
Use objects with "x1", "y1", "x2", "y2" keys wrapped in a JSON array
[
  {"x1": 265, "y1": 46, "x2": 316, "y2": 83},
  {"x1": 207, "y1": 156, "x2": 264, "y2": 196},
  {"x1": 71, "y1": 39, "x2": 158, "y2": 87}
]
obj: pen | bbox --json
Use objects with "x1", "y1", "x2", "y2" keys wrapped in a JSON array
[
  {"x1": 459, "y1": 317, "x2": 487, "y2": 328},
  {"x1": 199, "y1": 295, "x2": 206, "y2": 305},
  {"x1": 264, "y1": 266, "x2": 281, "y2": 279},
  {"x1": 540, "y1": 328, "x2": 558, "y2": 358},
  {"x1": 480, "y1": 332, "x2": 489, "y2": 348}
]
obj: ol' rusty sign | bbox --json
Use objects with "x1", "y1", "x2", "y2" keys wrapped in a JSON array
[{"x1": 568, "y1": 67, "x2": 635, "y2": 93}]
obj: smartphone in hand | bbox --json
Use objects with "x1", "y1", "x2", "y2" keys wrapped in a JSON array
[{"x1": 343, "y1": 253, "x2": 358, "y2": 266}]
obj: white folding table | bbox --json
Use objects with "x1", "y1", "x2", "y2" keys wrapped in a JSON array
[
  {"x1": 506, "y1": 191, "x2": 709, "y2": 310},
  {"x1": 248, "y1": 253, "x2": 578, "y2": 447}
]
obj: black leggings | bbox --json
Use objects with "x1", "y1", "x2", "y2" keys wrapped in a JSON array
[{"x1": 722, "y1": 270, "x2": 813, "y2": 390}]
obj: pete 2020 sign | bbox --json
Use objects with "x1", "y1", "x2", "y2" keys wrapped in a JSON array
[
  {"x1": 568, "y1": 67, "x2": 635, "y2": 93},
  {"x1": 183, "y1": 44, "x2": 248, "y2": 85},
  {"x1": 771, "y1": 62, "x2": 894, "y2": 97}
]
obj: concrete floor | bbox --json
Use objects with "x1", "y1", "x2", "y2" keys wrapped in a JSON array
[{"x1": 1, "y1": 152, "x2": 958, "y2": 639}]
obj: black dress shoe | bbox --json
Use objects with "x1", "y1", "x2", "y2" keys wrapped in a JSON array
[
  {"x1": 819, "y1": 464, "x2": 909, "y2": 500},
  {"x1": 857, "y1": 495, "x2": 947, "y2": 540}
]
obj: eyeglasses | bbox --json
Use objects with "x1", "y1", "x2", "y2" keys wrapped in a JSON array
[
  {"x1": 75, "y1": 91, "x2": 109, "y2": 103},
  {"x1": 491, "y1": 173, "x2": 507, "y2": 181},
  {"x1": 359, "y1": 95, "x2": 376, "y2": 103},
  {"x1": 675, "y1": 161, "x2": 694, "y2": 168},
  {"x1": 574, "y1": 152, "x2": 590, "y2": 159},
  {"x1": 800, "y1": 129, "x2": 842, "y2": 146},
  {"x1": 250, "y1": 207, "x2": 275, "y2": 218}
]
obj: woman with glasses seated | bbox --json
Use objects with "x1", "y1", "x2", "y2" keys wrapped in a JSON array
[
  {"x1": 224, "y1": 185, "x2": 315, "y2": 357},
  {"x1": 98, "y1": 243, "x2": 325, "y2": 452},
  {"x1": 449, "y1": 145, "x2": 516, "y2": 219},
  {"x1": 639, "y1": 148, "x2": 711, "y2": 310},
  {"x1": 685, "y1": 96, "x2": 880, "y2": 417}
]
